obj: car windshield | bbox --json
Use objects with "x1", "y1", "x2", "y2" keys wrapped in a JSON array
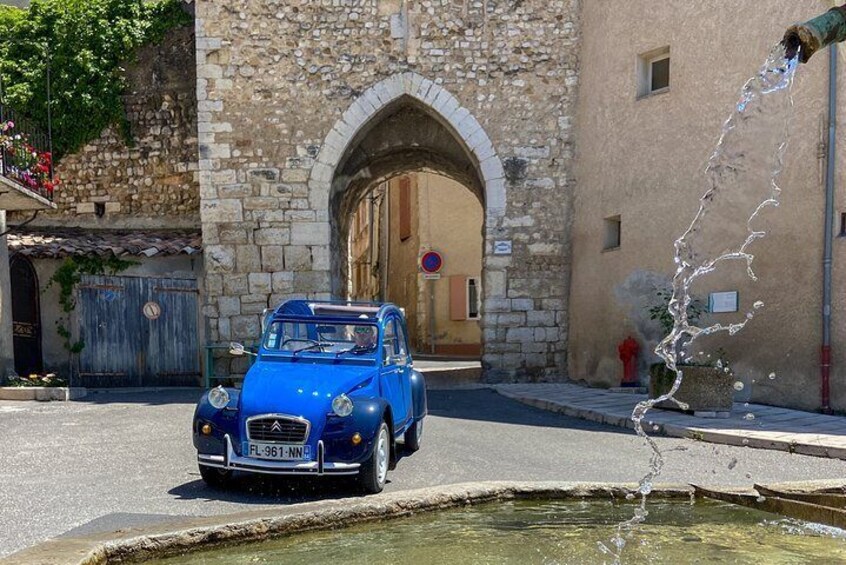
[{"x1": 262, "y1": 319, "x2": 380, "y2": 359}]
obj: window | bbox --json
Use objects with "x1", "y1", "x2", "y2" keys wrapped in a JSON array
[
  {"x1": 650, "y1": 55, "x2": 670, "y2": 92},
  {"x1": 466, "y1": 277, "x2": 480, "y2": 320},
  {"x1": 383, "y1": 318, "x2": 398, "y2": 365},
  {"x1": 603, "y1": 215, "x2": 621, "y2": 250},
  {"x1": 840, "y1": 212, "x2": 846, "y2": 237},
  {"x1": 394, "y1": 319, "x2": 408, "y2": 357},
  {"x1": 638, "y1": 47, "x2": 670, "y2": 98}
]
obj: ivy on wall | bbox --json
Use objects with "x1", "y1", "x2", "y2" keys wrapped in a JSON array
[
  {"x1": 0, "y1": 0, "x2": 192, "y2": 158},
  {"x1": 47, "y1": 255, "x2": 137, "y2": 354}
]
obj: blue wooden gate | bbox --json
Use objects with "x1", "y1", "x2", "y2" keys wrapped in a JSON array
[{"x1": 77, "y1": 275, "x2": 200, "y2": 387}]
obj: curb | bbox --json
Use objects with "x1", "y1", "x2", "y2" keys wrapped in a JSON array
[
  {"x1": 1, "y1": 481, "x2": 691, "y2": 565},
  {"x1": 494, "y1": 387, "x2": 846, "y2": 461},
  {"x1": 0, "y1": 387, "x2": 87, "y2": 402}
]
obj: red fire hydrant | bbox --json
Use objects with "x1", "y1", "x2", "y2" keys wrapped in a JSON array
[{"x1": 618, "y1": 337, "x2": 640, "y2": 387}]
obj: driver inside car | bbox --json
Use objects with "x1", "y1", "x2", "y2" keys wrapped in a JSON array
[{"x1": 352, "y1": 322, "x2": 377, "y2": 353}]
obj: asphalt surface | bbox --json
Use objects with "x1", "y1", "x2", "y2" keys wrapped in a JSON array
[{"x1": 1, "y1": 388, "x2": 845, "y2": 558}]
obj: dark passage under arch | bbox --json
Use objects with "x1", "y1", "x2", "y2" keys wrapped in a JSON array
[{"x1": 10, "y1": 255, "x2": 43, "y2": 376}]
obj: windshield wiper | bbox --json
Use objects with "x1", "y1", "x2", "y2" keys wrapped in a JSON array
[
  {"x1": 292, "y1": 342, "x2": 330, "y2": 357},
  {"x1": 335, "y1": 347, "x2": 357, "y2": 358},
  {"x1": 335, "y1": 345, "x2": 375, "y2": 359}
]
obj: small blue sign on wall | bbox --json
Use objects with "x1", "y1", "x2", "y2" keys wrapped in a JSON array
[
  {"x1": 103, "y1": 290, "x2": 117, "y2": 303},
  {"x1": 494, "y1": 240, "x2": 513, "y2": 255}
]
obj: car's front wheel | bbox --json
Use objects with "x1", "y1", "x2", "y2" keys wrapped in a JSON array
[
  {"x1": 199, "y1": 464, "x2": 233, "y2": 488},
  {"x1": 358, "y1": 422, "x2": 390, "y2": 494}
]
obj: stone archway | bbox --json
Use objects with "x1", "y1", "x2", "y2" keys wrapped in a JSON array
[
  {"x1": 309, "y1": 72, "x2": 506, "y2": 296},
  {"x1": 9, "y1": 254, "x2": 43, "y2": 376}
]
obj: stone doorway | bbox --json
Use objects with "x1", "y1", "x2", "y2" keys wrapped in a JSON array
[
  {"x1": 199, "y1": 69, "x2": 571, "y2": 382},
  {"x1": 10, "y1": 254, "x2": 43, "y2": 376}
]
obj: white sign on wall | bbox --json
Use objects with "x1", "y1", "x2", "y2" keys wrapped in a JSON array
[
  {"x1": 143, "y1": 301, "x2": 162, "y2": 320},
  {"x1": 709, "y1": 291, "x2": 739, "y2": 314},
  {"x1": 493, "y1": 240, "x2": 513, "y2": 255}
]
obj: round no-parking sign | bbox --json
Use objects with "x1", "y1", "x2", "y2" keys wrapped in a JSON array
[{"x1": 420, "y1": 251, "x2": 443, "y2": 274}]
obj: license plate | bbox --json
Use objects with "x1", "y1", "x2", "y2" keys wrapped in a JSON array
[{"x1": 246, "y1": 442, "x2": 310, "y2": 461}]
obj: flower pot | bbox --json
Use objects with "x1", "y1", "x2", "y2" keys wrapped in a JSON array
[{"x1": 648, "y1": 364, "x2": 734, "y2": 414}]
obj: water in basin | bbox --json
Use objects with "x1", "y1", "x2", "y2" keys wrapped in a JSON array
[{"x1": 153, "y1": 498, "x2": 846, "y2": 564}]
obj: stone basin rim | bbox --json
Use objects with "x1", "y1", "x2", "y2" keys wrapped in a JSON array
[
  {"x1": 5, "y1": 479, "x2": 842, "y2": 565},
  {"x1": 2, "y1": 481, "x2": 687, "y2": 565}
]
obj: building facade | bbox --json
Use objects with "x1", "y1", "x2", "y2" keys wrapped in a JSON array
[
  {"x1": 194, "y1": 0, "x2": 579, "y2": 381},
  {"x1": 570, "y1": 1, "x2": 846, "y2": 411},
  {"x1": 4, "y1": 21, "x2": 204, "y2": 385}
]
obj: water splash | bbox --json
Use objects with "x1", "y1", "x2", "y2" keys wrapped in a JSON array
[{"x1": 601, "y1": 43, "x2": 799, "y2": 564}]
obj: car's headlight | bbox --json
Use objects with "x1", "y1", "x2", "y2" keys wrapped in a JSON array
[
  {"x1": 208, "y1": 386, "x2": 230, "y2": 409},
  {"x1": 332, "y1": 393, "x2": 354, "y2": 417}
]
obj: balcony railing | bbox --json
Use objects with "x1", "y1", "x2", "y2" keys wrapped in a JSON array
[{"x1": 0, "y1": 104, "x2": 55, "y2": 202}]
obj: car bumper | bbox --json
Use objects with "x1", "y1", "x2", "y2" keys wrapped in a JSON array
[{"x1": 197, "y1": 434, "x2": 361, "y2": 476}]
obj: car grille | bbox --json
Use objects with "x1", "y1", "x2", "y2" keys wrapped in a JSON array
[{"x1": 247, "y1": 416, "x2": 309, "y2": 444}]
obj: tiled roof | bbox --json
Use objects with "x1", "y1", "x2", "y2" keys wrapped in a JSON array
[{"x1": 7, "y1": 229, "x2": 203, "y2": 259}]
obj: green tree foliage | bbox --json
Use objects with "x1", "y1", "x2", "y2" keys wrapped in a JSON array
[{"x1": 0, "y1": 0, "x2": 191, "y2": 158}]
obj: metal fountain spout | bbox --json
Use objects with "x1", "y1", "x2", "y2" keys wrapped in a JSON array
[{"x1": 783, "y1": 4, "x2": 846, "y2": 63}]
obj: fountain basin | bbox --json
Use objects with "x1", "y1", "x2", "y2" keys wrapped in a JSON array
[
  {"x1": 7, "y1": 482, "x2": 845, "y2": 565},
  {"x1": 154, "y1": 496, "x2": 846, "y2": 565}
]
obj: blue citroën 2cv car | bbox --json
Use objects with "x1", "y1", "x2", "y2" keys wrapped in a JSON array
[{"x1": 193, "y1": 300, "x2": 427, "y2": 493}]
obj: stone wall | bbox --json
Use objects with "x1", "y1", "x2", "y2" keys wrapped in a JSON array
[
  {"x1": 11, "y1": 25, "x2": 200, "y2": 229},
  {"x1": 196, "y1": 0, "x2": 580, "y2": 381}
]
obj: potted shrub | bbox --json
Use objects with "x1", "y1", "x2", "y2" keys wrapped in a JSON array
[{"x1": 647, "y1": 290, "x2": 735, "y2": 416}]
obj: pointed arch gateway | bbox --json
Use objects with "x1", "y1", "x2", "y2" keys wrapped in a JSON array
[{"x1": 308, "y1": 72, "x2": 507, "y2": 300}]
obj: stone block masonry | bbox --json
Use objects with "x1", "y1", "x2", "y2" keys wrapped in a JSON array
[
  {"x1": 10, "y1": 26, "x2": 200, "y2": 229},
  {"x1": 195, "y1": 0, "x2": 580, "y2": 382}
]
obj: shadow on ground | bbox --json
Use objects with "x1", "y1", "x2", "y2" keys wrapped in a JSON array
[
  {"x1": 169, "y1": 469, "x2": 404, "y2": 506},
  {"x1": 75, "y1": 389, "x2": 204, "y2": 406},
  {"x1": 427, "y1": 389, "x2": 636, "y2": 434}
]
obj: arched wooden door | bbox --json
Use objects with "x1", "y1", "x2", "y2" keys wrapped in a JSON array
[{"x1": 10, "y1": 255, "x2": 43, "y2": 376}]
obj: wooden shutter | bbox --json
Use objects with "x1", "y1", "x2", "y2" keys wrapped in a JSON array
[
  {"x1": 449, "y1": 275, "x2": 467, "y2": 321},
  {"x1": 399, "y1": 176, "x2": 411, "y2": 241}
]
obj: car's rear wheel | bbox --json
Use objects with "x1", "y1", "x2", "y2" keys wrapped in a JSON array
[
  {"x1": 199, "y1": 464, "x2": 233, "y2": 488},
  {"x1": 358, "y1": 422, "x2": 390, "y2": 494},
  {"x1": 403, "y1": 418, "x2": 423, "y2": 453}
]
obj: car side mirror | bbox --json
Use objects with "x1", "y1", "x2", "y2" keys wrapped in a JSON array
[
  {"x1": 260, "y1": 308, "x2": 273, "y2": 333},
  {"x1": 388, "y1": 354, "x2": 408, "y2": 367},
  {"x1": 229, "y1": 342, "x2": 245, "y2": 356}
]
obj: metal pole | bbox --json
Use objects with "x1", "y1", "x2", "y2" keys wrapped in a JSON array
[
  {"x1": 45, "y1": 47, "x2": 54, "y2": 180},
  {"x1": 429, "y1": 279, "x2": 435, "y2": 354},
  {"x1": 821, "y1": 44, "x2": 837, "y2": 414}
]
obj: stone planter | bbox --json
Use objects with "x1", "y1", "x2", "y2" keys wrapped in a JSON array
[
  {"x1": 649, "y1": 364, "x2": 733, "y2": 417},
  {"x1": 0, "y1": 387, "x2": 87, "y2": 401}
]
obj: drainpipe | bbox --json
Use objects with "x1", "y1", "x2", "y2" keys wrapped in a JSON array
[
  {"x1": 821, "y1": 44, "x2": 837, "y2": 414},
  {"x1": 367, "y1": 188, "x2": 375, "y2": 299}
]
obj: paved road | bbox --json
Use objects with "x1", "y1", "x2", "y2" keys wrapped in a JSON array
[{"x1": 1, "y1": 389, "x2": 845, "y2": 557}]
